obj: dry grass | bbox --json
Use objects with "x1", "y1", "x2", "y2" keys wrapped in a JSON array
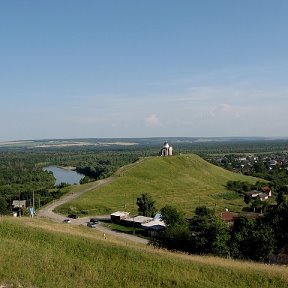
[{"x1": 0, "y1": 217, "x2": 287, "y2": 288}]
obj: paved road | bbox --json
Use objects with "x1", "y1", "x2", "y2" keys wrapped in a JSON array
[{"x1": 37, "y1": 177, "x2": 149, "y2": 244}]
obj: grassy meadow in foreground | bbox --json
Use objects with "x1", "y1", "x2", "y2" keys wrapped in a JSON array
[
  {"x1": 0, "y1": 217, "x2": 287, "y2": 288},
  {"x1": 57, "y1": 154, "x2": 262, "y2": 216}
]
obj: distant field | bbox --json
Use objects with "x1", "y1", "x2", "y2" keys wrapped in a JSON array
[
  {"x1": 56, "y1": 154, "x2": 262, "y2": 216},
  {"x1": 0, "y1": 217, "x2": 287, "y2": 288}
]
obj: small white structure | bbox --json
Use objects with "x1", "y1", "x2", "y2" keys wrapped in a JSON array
[
  {"x1": 12, "y1": 200, "x2": 26, "y2": 208},
  {"x1": 160, "y1": 142, "x2": 173, "y2": 156},
  {"x1": 259, "y1": 193, "x2": 269, "y2": 201},
  {"x1": 122, "y1": 215, "x2": 153, "y2": 227},
  {"x1": 141, "y1": 213, "x2": 166, "y2": 236}
]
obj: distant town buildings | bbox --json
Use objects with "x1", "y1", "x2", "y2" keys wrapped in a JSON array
[{"x1": 160, "y1": 142, "x2": 173, "y2": 156}]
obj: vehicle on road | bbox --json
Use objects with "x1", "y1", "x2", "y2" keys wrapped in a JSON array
[
  {"x1": 87, "y1": 222, "x2": 97, "y2": 228},
  {"x1": 68, "y1": 214, "x2": 78, "y2": 219},
  {"x1": 63, "y1": 219, "x2": 71, "y2": 223},
  {"x1": 89, "y1": 218, "x2": 99, "y2": 224}
]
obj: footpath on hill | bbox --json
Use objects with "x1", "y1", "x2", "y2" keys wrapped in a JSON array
[{"x1": 37, "y1": 175, "x2": 148, "y2": 245}]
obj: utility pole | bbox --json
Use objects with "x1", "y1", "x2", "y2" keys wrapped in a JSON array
[
  {"x1": 18, "y1": 192, "x2": 21, "y2": 217},
  {"x1": 32, "y1": 190, "x2": 35, "y2": 217}
]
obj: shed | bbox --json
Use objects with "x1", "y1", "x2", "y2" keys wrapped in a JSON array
[
  {"x1": 12, "y1": 200, "x2": 26, "y2": 208},
  {"x1": 141, "y1": 218, "x2": 166, "y2": 236},
  {"x1": 121, "y1": 215, "x2": 153, "y2": 227},
  {"x1": 110, "y1": 211, "x2": 130, "y2": 223}
]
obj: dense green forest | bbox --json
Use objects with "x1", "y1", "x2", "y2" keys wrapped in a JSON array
[{"x1": 0, "y1": 147, "x2": 153, "y2": 214}]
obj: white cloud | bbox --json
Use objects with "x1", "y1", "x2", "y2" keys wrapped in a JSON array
[
  {"x1": 145, "y1": 114, "x2": 161, "y2": 127},
  {"x1": 218, "y1": 104, "x2": 241, "y2": 118}
]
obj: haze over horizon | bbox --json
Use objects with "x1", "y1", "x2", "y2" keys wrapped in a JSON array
[{"x1": 1, "y1": 1, "x2": 288, "y2": 141}]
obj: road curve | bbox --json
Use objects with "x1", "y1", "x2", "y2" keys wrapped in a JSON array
[{"x1": 37, "y1": 177, "x2": 149, "y2": 245}]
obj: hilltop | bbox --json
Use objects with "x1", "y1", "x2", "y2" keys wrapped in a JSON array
[{"x1": 57, "y1": 154, "x2": 261, "y2": 216}]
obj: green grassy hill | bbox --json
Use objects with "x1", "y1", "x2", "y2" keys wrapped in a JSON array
[
  {"x1": 57, "y1": 154, "x2": 262, "y2": 216},
  {"x1": 0, "y1": 217, "x2": 287, "y2": 288}
]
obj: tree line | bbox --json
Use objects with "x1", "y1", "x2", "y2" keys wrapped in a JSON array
[
  {"x1": 136, "y1": 192, "x2": 288, "y2": 263},
  {"x1": 0, "y1": 150, "x2": 145, "y2": 214}
]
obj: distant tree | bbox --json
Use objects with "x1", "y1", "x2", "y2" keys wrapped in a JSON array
[
  {"x1": 189, "y1": 206, "x2": 230, "y2": 256},
  {"x1": 0, "y1": 197, "x2": 9, "y2": 215},
  {"x1": 263, "y1": 201, "x2": 288, "y2": 251},
  {"x1": 249, "y1": 221, "x2": 275, "y2": 262},
  {"x1": 251, "y1": 197, "x2": 262, "y2": 212},
  {"x1": 244, "y1": 194, "x2": 251, "y2": 205},
  {"x1": 136, "y1": 193, "x2": 157, "y2": 217},
  {"x1": 150, "y1": 224, "x2": 190, "y2": 252},
  {"x1": 160, "y1": 205, "x2": 185, "y2": 227},
  {"x1": 229, "y1": 216, "x2": 254, "y2": 259},
  {"x1": 276, "y1": 191, "x2": 286, "y2": 205}
]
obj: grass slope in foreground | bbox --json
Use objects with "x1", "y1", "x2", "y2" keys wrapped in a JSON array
[
  {"x1": 58, "y1": 154, "x2": 261, "y2": 216},
  {"x1": 0, "y1": 217, "x2": 287, "y2": 288}
]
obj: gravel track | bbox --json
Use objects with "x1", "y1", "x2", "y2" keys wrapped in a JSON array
[{"x1": 37, "y1": 177, "x2": 148, "y2": 244}]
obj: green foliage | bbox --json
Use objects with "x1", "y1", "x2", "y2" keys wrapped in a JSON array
[
  {"x1": 151, "y1": 224, "x2": 191, "y2": 252},
  {"x1": 160, "y1": 205, "x2": 185, "y2": 227},
  {"x1": 189, "y1": 207, "x2": 230, "y2": 256},
  {"x1": 136, "y1": 193, "x2": 157, "y2": 217},
  {"x1": 276, "y1": 191, "x2": 286, "y2": 205},
  {"x1": 226, "y1": 180, "x2": 267, "y2": 194},
  {"x1": 0, "y1": 197, "x2": 9, "y2": 214},
  {"x1": 244, "y1": 194, "x2": 251, "y2": 204}
]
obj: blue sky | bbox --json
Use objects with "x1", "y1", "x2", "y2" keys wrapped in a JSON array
[{"x1": 1, "y1": 0, "x2": 288, "y2": 141}]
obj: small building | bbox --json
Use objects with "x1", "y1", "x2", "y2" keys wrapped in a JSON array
[
  {"x1": 220, "y1": 210, "x2": 235, "y2": 224},
  {"x1": 259, "y1": 192, "x2": 269, "y2": 201},
  {"x1": 141, "y1": 219, "x2": 166, "y2": 236},
  {"x1": 121, "y1": 215, "x2": 153, "y2": 228},
  {"x1": 141, "y1": 213, "x2": 166, "y2": 236},
  {"x1": 262, "y1": 186, "x2": 272, "y2": 197},
  {"x1": 245, "y1": 190, "x2": 260, "y2": 198},
  {"x1": 219, "y1": 209, "x2": 239, "y2": 225},
  {"x1": 160, "y1": 142, "x2": 173, "y2": 156},
  {"x1": 12, "y1": 200, "x2": 26, "y2": 217},
  {"x1": 12, "y1": 200, "x2": 26, "y2": 209},
  {"x1": 269, "y1": 160, "x2": 277, "y2": 166},
  {"x1": 110, "y1": 211, "x2": 130, "y2": 223}
]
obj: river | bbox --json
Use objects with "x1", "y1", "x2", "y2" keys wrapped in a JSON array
[{"x1": 43, "y1": 166, "x2": 84, "y2": 186}]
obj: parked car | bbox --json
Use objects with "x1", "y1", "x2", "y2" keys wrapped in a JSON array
[
  {"x1": 68, "y1": 214, "x2": 78, "y2": 219},
  {"x1": 89, "y1": 218, "x2": 99, "y2": 224},
  {"x1": 87, "y1": 222, "x2": 97, "y2": 228},
  {"x1": 63, "y1": 219, "x2": 71, "y2": 224}
]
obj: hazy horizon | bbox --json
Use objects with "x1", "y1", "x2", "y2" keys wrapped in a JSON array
[{"x1": 1, "y1": 1, "x2": 288, "y2": 141}]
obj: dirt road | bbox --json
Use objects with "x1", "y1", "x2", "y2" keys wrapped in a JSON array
[{"x1": 37, "y1": 177, "x2": 149, "y2": 244}]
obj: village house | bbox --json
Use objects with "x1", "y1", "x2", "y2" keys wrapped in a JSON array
[
  {"x1": 245, "y1": 186, "x2": 272, "y2": 202},
  {"x1": 220, "y1": 209, "x2": 238, "y2": 225}
]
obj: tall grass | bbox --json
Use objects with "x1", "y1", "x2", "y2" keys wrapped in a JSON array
[
  {"x1": 57, "y1": 155, "x2": 261, "y2": 216},
  {"x1": 0, "y1": 217, "x2": 287, "y2": 288}
]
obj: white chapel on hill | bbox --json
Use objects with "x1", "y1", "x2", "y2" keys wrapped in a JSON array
[{"x1": 160, "y1": 142, "x2": 173, "y2": 156}]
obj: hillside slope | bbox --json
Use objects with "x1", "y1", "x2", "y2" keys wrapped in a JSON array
[
  {"x1": 0, "y1": 218, "x2": 287, "y2": 288},
  {"x1": 58, "y1": 154, "x2": 261, "y2": 216}
]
